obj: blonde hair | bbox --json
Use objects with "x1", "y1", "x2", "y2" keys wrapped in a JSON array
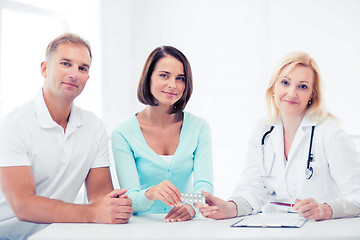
[{"x1": 266, "y1": 51, "x2": 333, "y2": 124}]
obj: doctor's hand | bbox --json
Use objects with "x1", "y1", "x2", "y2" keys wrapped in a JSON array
[
  {"x1": 293, "y1": 198, "x2": 333, "y2": 220},
  {"x1": 164, "y1": 204, "x2": 195, "y2": 222},
  {"x1": 145, "y1": 180, "x2": 182, "y2": 207},
  {"x1": 193, "y1": 191, "x2": 237, "y2": 220}
]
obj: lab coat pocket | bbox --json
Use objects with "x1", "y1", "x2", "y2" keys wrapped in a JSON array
[
  {"x1": 306, "y1": 160, "x2": 329, "y2": 182},
  {"x1": 300, "y1": 160, "x2": 331, "y2": 201}
]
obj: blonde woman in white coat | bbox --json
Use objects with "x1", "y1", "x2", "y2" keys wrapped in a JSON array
[{"x1": 195, "y1": 52, "x2": 360, "y2": 221}]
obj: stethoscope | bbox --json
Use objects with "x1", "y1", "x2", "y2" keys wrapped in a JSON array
[{"x1": 261, "y1": 125, "x2": 315, "y2": 180}]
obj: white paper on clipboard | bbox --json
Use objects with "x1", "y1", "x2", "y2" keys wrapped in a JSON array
[{"x1": 231, "y1": 212, "x2": 307, "y2": 228}]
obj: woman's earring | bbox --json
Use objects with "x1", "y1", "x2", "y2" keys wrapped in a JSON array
[{"x1": 308, "y1": 99, "x2": 312, "y2": 105}]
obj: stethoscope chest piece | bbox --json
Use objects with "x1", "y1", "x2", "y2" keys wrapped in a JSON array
[{"x1": 305, "y1": 167, "x2": 313, "y2": 180}]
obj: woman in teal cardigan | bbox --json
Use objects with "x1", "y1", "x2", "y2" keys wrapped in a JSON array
[{"x1": 112, "y1": 46, "x2": 213, "y2": 222}]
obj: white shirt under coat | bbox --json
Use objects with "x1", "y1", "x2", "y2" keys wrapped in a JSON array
[{"x1": 230, "y1": 115, "x2": 360, "y2": 218}]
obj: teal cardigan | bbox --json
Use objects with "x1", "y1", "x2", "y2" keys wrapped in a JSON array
[{"x1": 111, "y1": 112, "x2": 213, "y2": 214}]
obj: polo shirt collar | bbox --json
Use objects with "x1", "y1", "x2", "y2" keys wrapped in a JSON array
[
  {"x1": 67, "y1": 105, "x2": 83, "y2": 129},
  {"x1": 34, "y1": 89, "x2": 83, "y2": 130}
]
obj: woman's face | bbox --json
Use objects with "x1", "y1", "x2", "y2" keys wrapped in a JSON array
[
  {"x1": 150, "y1": 55, "x2": 185, "y2": 107},
  {"x1": 273, "y1": 65, "x2": 314, "y2": 119}
]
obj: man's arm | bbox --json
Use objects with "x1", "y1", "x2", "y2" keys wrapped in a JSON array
[
  {"x1": 0, "y1": 166, "x2": 132, "y2": 224},
  {"x1": 84, "y1": 167, "x2": 133, "y2": 223},
  {"x1": 85, "y1": 167, "x2": 114, "y2": 203}
]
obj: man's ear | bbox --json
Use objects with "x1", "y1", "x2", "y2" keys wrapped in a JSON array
[{"x1": 40, "y1": 61, "x2": 47, "y2": 78}]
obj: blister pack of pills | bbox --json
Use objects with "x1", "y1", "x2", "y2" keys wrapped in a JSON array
[{"x1": 181, "y1": 193, "x2": 205, "y2": 204}]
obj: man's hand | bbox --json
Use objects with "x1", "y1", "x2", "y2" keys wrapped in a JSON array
[{"x1": 87, "y1": 189, "x2": 133, "y2": 224}]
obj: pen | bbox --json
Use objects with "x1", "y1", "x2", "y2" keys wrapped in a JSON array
[{"x1": 270, "y1": 202, "x2": 294, "y2": 207}]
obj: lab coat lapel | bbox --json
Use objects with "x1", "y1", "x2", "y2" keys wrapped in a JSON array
[
  {"x1": 286, "y1": 126, "x2": 305, "y2": 167},
  {"x1": 285, "y1": 116, "x2": 316, "y2": 174},
  {"x1": 271, "y1": 121, "x2": 286, "y2": 174}
]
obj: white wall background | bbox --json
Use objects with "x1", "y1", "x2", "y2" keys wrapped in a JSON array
[
  {"x1": 0, "y1": 0, "x2": 102, "y2": 117},
  {"x1": 101, "y1": 0, "x2": 360, "y2": 198},
  {"x1": 0, "y1": 0, "x2": 359, "y2": 200}
]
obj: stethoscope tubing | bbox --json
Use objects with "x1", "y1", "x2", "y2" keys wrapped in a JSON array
[
  {"x1": 307, "y1": 126, "x2": 315, "y2": 169},
  {"x1": 261, "y1": 125, "x2": 315, "y2": 180}
]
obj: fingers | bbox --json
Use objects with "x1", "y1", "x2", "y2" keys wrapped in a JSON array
[
  {"x1": 156, "y1": 192, "x2": 180, "y2": 207},
  {"x1": 294, "y1": 198, "x2": 321, "y2": 220},
  {"x1": 165, "y1": 207, "x2": 183, "y2": 222},
  {"x1": 90, "y1": 193, "x2": 133, "y2": 224},
  {"x1": 193, "y1": 202, "x2": 206, "y2": 208},
  {"x1": 108, "y1": 189, "x2": 127, "y2": 198},
  {"x1": 164, "y1": 205, "x2": 192, "y2": 222},
  {"x1": 107, "y1": 213, "x2": 132, "y2": 224},
  {"x1": 197, "y1": 191, "x2": 219, "y2": 218},
  {"x1": 198, "y1": 205, "x2": 218, "y2": 218},
  {"x1": 159, "y1": 188, "x2": 180, "y2": 207},
  {"x1": 167, "y1": 206, "x2": 191, "y2": 222},
  {"x1": 146, "y1": 180, "x2": 182, "y2": 207},
  {"x1": 193, "y1": 196, "x2": 213, "y2": 216},
  {"x1": 114, "y1": 218, "x2": 131, "y2": 224},
  {"x1": 200, "y1": 191, "x2": 221, "y2": 211},
  {"x1": 160, "y1": 180, "x2": 182, "y2": 205},
  {"x1": 109, "y1": 198, "x2": 133, "y2": 223},
  {"x1": 114, "y1": 198, "x2": 133, "y2": 207},
  {"x1": 184, "y1": 203, "x2": 195, "y2": 218},
  {"x1": 116, "y1": 204, "x2": 134, "y2": 214},
  {"x1": 201, "y1": 191, "x2": 217, "y2": 205},
  {"x1": 107, "y1": 198, "x2": 133, "y2": 214},
  {"x1": 107, "y1": 190, "x2": 132, "y2": 206},
  {"x1": 118, "y1": 206, "x2": 134, "y2": 216},
  {"x1": 196, "y1": 193, "x2": 236, "y2": 220},
  {"x1": 201, "y1": 191, "x2": 212, "y2": 199},
  {"x1": 176, "y1": 210, "x2": 192, "y2": 222},
  {"x1": 165, "y1": 206, "x2": 177, "y2": 219},
  {"x1": 196, "y1": 201, "x2": 219, "y2": 218},
  {"x1": 294, "y1": 198, "x2": 316, "y2": 212},
  {"x1": 108, "y1": 194, "x2": 133, "y2": 219},
  {"x1": 118, "y1": 194, "x2": 129, "y2": 199}
]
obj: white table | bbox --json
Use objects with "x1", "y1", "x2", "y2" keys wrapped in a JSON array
[{"x1": 29, "y1": 214, "x2": 360, "y2": 240}]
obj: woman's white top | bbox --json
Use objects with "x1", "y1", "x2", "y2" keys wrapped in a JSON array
[{"x1": 159, "y1": 155, "x2": 173, "y2": 165}]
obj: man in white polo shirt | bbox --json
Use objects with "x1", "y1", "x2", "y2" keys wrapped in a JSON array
[{"x1": 0, "y1": 33, "x2": 133, "y2": 240}]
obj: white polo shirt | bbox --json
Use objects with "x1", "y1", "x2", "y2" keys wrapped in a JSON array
[{"x1": 0, "y1": 90, "x2": 110, "y2": 240}]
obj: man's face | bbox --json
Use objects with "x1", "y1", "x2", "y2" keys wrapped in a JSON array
[{"x1": 41, "y1": 43, "x2": 91, "y2": 102}]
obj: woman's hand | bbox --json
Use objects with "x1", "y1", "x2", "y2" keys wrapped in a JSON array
[
  {"x1": 193, "y1": 191, "x2": 238, "y2": 220},
  {"x1": 145, "y1": 180, "x2": 182, "y2": 207},
  {"x1": 164, "y1": 204, "x2": 195, "y2": 222},
  {"x1": 293, "y1": 198, "x2": 333, "y2": 220}
]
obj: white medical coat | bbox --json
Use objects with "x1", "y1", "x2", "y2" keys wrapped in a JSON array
[{"x1": 231, "y1": 115, "x2": 360, "y2": 218}]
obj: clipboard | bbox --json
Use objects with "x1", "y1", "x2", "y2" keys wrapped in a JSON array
[{"x1": 231, "y1": 212, "x2": 307, "y2": 228}]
